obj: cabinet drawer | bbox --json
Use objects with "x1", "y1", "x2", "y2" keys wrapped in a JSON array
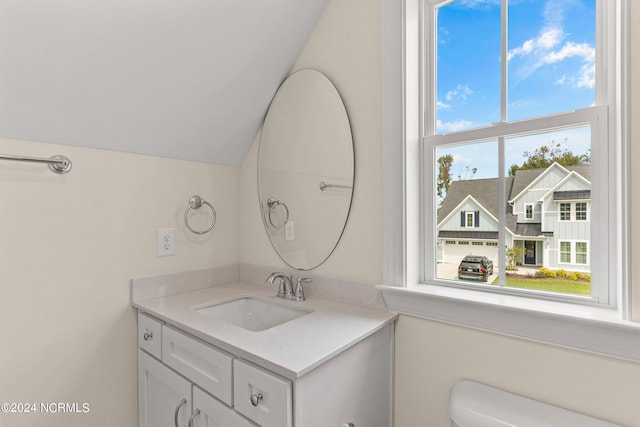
[
  {"x1": 192, "y1": 386, "x2": 257, "y2": 427},
  {"x1": 162, "y1": 325, "x2": 233, "y2": 405},
  {"x1": 138, "y1": 312, "x2": 163, "y2": 359},
  {"x1": 233, "y1": 359, "x2": 292, "y2": 427}
]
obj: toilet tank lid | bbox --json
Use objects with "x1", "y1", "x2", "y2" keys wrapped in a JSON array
[{"x1": 449, "y1": 380, "x2": 621, "y2": 427}]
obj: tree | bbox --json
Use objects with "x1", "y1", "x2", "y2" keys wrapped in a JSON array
[
  {"x1": 508, "y1": 141, "x2": 590, "y2": 176},
  {"x1": 506, "y1": 245, "x2": 525, "y2": 271},
  {"x1": 437, "y1": 154, "x2": 453, "y2": 203}
]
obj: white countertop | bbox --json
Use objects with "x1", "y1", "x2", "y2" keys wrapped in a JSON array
[{"x1": 133, "y1": 282, "x2": 397, "y2": 379}]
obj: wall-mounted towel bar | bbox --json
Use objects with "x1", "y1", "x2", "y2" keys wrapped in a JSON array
[
  {"x1": 0, "y1": 153, "x2": 73, "y2": 174},
  {"x1": 319, "y1": 181, "x2": 352, "y2": 192}
]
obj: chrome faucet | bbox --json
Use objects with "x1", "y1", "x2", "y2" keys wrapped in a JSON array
[
  {"x1": 295, "y1": 277, "x2": 312, "y2": 302},
  {"x1": 266, "y1": 272, "x2": 311, "y2": 302},
  {"x1": 266, "y1": 272, "x2": 293, "y2": 299}
]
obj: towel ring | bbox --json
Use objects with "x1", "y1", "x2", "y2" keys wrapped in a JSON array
[
  {"x1": 266, "y1": 198, "x2": 289, "y2": 229},
  {"x1": 185, "y1": 195, "x2": 216, "y2": 234}
]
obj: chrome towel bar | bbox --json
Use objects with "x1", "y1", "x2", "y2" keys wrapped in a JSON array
[
  {"x1": 0, "y1": 153, "x2": 73, "y2": 174},
  {"x1": 319, "y1": 181, "x2": 352, "y2": 191}
]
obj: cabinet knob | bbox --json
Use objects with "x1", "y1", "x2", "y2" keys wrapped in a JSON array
[
  {"x1": 250, "y1": 393, "x2": 263, "y2": 407},
  {"x1": 143, "y1": 331, "x2": 153, "y2": 341},
  {"x1": 344, "y1": 424, "x2": 355, "y2": 427}
]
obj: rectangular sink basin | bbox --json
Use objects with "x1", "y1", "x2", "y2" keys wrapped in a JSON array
[{"x1": 194, "y1": 297, "x2": 311, "y2": 332}]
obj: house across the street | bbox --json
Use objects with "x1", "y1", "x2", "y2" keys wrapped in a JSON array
[{"x1": 437, "y1": 162, "x2": 591, "y2": 273}]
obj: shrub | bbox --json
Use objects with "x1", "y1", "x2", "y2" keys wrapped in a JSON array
[
  {"x1": 585, "y1": 274, "x2": 591, "y2": 282},
  {"x1": 539, "y1": 267, "x2": 556, "y2": 278},
  {"x1": 567, "y1": 272, "x2": 578, "y2": 281},
  {"x1": 574, "y1": 272, "x2": 584, "y2": 279},
  {"x1": 556, "y1": 269, "x2": 568, "y2": 278}
]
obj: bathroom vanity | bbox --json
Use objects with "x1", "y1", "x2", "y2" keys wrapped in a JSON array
[{"x1": 133, "y1": 276, "x2": 396, "y2": 427}]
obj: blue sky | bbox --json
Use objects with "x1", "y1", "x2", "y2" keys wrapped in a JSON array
[{"x1": 435, "y1": 0, "x2": 595, "y2": 179}]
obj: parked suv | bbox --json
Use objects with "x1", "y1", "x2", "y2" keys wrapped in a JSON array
[{"x1": 458, "y1": 255, "x2": 494, "y2": 282}]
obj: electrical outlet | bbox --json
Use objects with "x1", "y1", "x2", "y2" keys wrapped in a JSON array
[{"x1": 157, "y1": 228, "x2": 176, "y2": 256}]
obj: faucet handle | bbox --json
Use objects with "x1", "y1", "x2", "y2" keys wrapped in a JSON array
[{"x1": 295, "y1": 277, "x2": 312, "y2": 302}]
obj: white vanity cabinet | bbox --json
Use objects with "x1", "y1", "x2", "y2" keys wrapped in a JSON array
[
  {"x1": 138, "y1": 313, "x2": 257, "y2": 427},
  {"x1": 137, "y1": 310, "x2": 393, "y2": 427}
]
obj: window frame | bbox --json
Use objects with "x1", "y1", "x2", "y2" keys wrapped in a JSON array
[
  {"x1": 421, "y1": 0, "x2": 608, "y2": 305},
  {"x1": 525, "y1": 203, "x2": 534, "y2": 220},
  {"x1": 380, "y1": 0, "x2": 638, "y2": 361},
  {"x1": 560, "y1": 202, "x2": 572, "y2": 222}
]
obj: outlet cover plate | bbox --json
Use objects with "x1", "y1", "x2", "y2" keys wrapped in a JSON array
[{"x1": 157, "y1": 228, "x2": 176, "y2": 256}]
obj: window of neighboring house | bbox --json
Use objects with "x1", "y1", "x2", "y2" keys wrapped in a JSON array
[
  {"x1": 465, "y1": 211, "x2": 474, "y2": 228},
  {"x1": 576, "y1": 202, "x2": 588, "y2": 221},
  {"x1": 560, "y1": 203, "x2": 572, "y2": 221},
  {"x1": 576, "y1": 241, "x2": 588, "y2": 264},
  {"x1": 424, "y1": 0, "x2": 617, "y2": 305},
  {"x1": 525, "y1": 204, "x2": 534, "y2": 220},
  {"x1": 560, "y1": 241, "x2": 572, "y2": 263}
]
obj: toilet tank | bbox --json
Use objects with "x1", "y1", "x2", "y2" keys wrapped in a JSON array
[{"x1": 450, "y1": 380, "x2": 622, "y2": 427}]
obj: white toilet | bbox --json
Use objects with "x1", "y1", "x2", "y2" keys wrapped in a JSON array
[{"x1": 449, "y1": 380, "x2": 622, "y2": 427}]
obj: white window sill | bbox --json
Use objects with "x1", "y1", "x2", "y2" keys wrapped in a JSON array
[{"x1": 378, "y1": 283, "x2": 640, "y2": 362}]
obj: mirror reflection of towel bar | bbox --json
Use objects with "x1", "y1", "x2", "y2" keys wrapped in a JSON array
[{"x1": 319, "y1": 181, "x2": 352, "y2": 192}]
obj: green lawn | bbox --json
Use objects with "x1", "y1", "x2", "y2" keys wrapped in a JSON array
[{"x1": 491, "y1": 276, "x2": 591, "y2": 295}]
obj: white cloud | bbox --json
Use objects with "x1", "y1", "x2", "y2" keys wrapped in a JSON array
[
  {"x1": 437, "y1": 101, "x2": 450, "y2": 110},
  {"x1": 507, "y1": 0, "x2": 595, "y2": 90},
  {"x1": 507, "y1": 28, "x2": 563, "y2": 61},
  {"x1": 437, "y1": 119, "x2": 473, "y2": 133},
  {"x1": 445, "y1": 84, "x2": 474, "y2": 101}
]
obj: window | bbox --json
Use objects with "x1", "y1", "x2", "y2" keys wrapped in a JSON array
[
  {"x1": 382, "y1": 0, "x2": 634, "y2": 361},
  {"x1": 422, "y1": 0, "x2": 618, "y2": 305},
  {"x1": 465, "y1": 211, "x2": 474, "y2": 228},
  {"x1": 576, "y1": 202, "x2": 588, "y2": 221},
  {"x1": 560, "y1": 203, "x2": 572, "y2": 221},
  {"x1": 525, "y1": 204, "x2": 534, "y2": 220},
  {"x1": 576, "y1": 242, "x2": 588, "y2": 264},
  {"x1": 560, "y1": 241, "x2": 572, "y2": 263}
]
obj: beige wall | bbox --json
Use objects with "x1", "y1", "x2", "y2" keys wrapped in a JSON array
[
  {"x1": 395, "y1": 315, "x2": 640, "y2": 426},
  {"x1": 0, "y1": 138, "x2": 239, "y2": 427},
  {"x1": 239, "y1": 0, "x2": 382, "y2": 283}
]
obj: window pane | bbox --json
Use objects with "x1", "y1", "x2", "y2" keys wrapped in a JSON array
[
  {"x1": 502, "y1": 126, "x2": 591, "y2": 295},
  {"x1": 435, "y1": 140, "x2": 498, "y2": 283},
  {"x1": 436, "y1": 1, "x2": 500, "y2": 133},
  {"x1": 560, "y1": 203, "x2": 571, "y2": 221},
  {"x1": 576, "y1": 242, "x2": 588, "y2": 264},
  {"x1": 508, "y1": 0, "x2": 596, "y2": 121},
  {"x1": 576, "y1": 202, "x2": 588, "y2": 220},
  {"x1": 560, "y1": 242, "x2": 571, "y2": 263}
]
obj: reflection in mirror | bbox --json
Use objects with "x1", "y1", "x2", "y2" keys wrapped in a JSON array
[{"x1": 258, "y1": 69, "x2": 354, "y2": 270}]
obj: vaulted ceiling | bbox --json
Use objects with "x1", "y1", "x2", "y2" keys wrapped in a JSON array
[{"x1": 0, "y1": 0, "x2": 328, "y2": 165}]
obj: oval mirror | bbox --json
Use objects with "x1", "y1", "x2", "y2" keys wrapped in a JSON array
[{"x1": 258, "y1": 69, "x2": 354, "y2": 270}]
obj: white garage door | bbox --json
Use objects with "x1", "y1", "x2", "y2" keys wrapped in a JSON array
[{"x1": 442, "y1": 241, "x2": 499, "y2": 266}]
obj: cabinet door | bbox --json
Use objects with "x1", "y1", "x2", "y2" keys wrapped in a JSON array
[
  {"x1": 138, "y1": 350, "x2": 191, "y2": 427},
  {"x1": 192, "y1": 387, "x2": 257, "y2": 427}
]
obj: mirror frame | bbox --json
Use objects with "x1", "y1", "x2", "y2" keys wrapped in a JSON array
[{"x1": 257, "y1": 69, "x2": 355, "y2": 270}]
